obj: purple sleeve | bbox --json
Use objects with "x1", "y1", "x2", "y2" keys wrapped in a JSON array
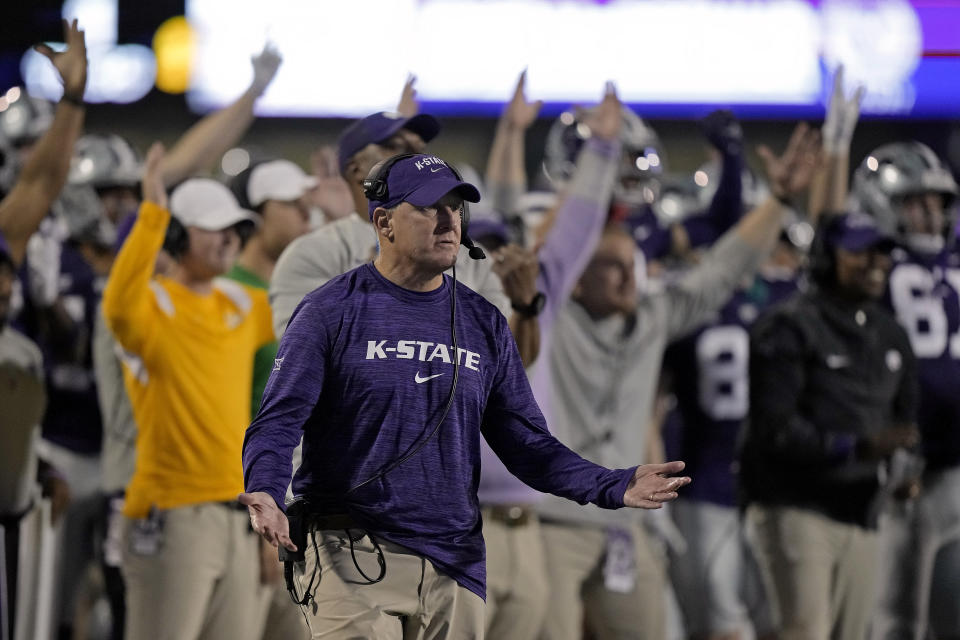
[
  {"x1": 242, "y1": 297, "x2": 328, "y2": 510},
  {"x1": 480, "y1": 316, "x2": 635, "y2": 508},
  {"x1": 537, "y1": 137, "x2": 620, "y2": 330},
  {"x1": 683, "y1": 150, "x2": 744, "y2": 248}
]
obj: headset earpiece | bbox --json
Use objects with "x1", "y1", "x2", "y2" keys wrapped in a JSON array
[
  {"x1": 362, "y1": 153, "x2": 419, "y2": 204},
  {"x1": 162, "y1": 216, "x2": 189, "y2": 259}
]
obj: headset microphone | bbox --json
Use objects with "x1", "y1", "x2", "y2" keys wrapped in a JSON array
[{"x1": 461, "y1": 236, "x2": 486, "y2": 260}]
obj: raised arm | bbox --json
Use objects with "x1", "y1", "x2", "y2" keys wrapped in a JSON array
[
  {"x1": 664, "y1": 123, "x2": 822, "y2": 339},
  {"x1": 101, "y1": 144, "x2": 168, "y2": 354},
  {"x1": 0, "y1": 19, "x2": 87, "y2": 266},
  {"x1": 485, "y1": 70, "x2": 542, "y2": 217},
  {"x1": 680, "y1": 110, "x2": 746, "y2": 248},
  {"x1": 536, "y1": 83, "x2": 622, "y2": 328},
  {"x1": 808, "y1": 66, "x2": 863, "y2": 224},
  {"x1": 160, "y1": 43, "x2": 282, "y2": 187}
]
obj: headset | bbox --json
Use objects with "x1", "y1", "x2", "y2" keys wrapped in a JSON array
[
  {"x1": 362, "y1": 153, "x2": 486, "y2": 260},
  {"x1": 162, "y1": 215, "x2": 189, "y2": 259},
  {"x1": 162, "y1": 206, "x2": 256, "y2": 260}
]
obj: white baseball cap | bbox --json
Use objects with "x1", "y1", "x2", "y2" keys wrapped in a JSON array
[
  {"x1": 247, "y1": 160, "x2": 317, "y2": 207},
  {"x1": 169, "y1": 179, "x2": 257, "y2": 230}
]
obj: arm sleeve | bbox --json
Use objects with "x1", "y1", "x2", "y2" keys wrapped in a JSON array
[
  {"x1": 537, "y1": 137, "x2": 620, "y2": 330},
  {"x1": 242, "y1": 297, "x2": 328, "y2": 510},
  {"x1": 661, "y1": 229, "x2": 765, "y2": 340},
  {"x1": 480, "y1": 316, "x2": 635, "y2": 509},
  {"x1": 747, "y1": 312, "x2": 857, "y2": 465},
  {"x1": 269, "y1": 228, "x2": 351, "y2": 338},
  {"x1": 101, "y1": 201, "x2": 167, "y2": 356},
  {"x1": 682, "y1": 150, "x2": 744, "y2": 248}
]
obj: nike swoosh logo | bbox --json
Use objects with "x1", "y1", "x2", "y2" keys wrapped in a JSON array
[
  {"x1": 415, "y1": 372, "x2": 444, "y2": 384},
  {"x1": 430, "y1": 167, "x2": 443, "y2": 173}
]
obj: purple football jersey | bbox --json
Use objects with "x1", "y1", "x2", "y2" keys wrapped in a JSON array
[
  {"x1": 16, "y1": 242, "x2": 104, "y2": 454},
  {"x1": 665, "y1": 274, "x2": 799, "y2": 506},
  {"x1": 884, "y1": 247, "x2": 960, "y2": 470}
]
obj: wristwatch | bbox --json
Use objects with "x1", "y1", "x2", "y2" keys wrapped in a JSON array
[{"x1": 511, "y1": 292, "x2": 547, "y2": 318}]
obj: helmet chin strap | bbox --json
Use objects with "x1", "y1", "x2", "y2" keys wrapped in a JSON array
[{"x1": 904, "y1": 232, "x2": 945, "y2": 255}]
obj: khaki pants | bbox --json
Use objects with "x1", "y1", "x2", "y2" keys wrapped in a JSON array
[
  {"x1": 295, "y1": 529, "x2": 484, "y2": 639},
  {"x1": 122, "y1": 503, "x2": 260, "y2": 640},
  {"x1": 483, "y1": 508, "x2": 549, "y2": 640},
  {"x1": 258, "y1": 582, "x2": 310, "y2": 640},
  {"x1": 538, "y1": 520, "x2": 666, "y2": 640},
  {"x1": 746, "y1": 505, "x2": 878, "y2": 640}
]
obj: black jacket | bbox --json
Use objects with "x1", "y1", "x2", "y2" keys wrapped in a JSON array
[{"x1": 739, "y1": 289, "x2": 918, "y2": 528}]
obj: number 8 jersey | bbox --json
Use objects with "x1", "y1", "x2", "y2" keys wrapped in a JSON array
[
  {"x1": 884, "y1": 246, "x2": 960, "y2": 472},
  {"x1": 663, "y1": 273, "x2": 799, "y2": 507}
]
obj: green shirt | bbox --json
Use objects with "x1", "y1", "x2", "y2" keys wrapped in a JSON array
[{"x1": 225, "y1": 264, "x2": 278, "y2": 420}]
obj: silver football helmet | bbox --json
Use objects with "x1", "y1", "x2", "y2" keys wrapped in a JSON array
[
  {"x1": 542, "y1": 105, "x2": 664, "y2": 207},
  {"x1": 851, "y1": 141, "x2": 958, "y2": 255}
]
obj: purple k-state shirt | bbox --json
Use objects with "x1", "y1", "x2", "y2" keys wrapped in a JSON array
[{"x1": 242, "y1": 263, "x2": 636, "y2": 599}]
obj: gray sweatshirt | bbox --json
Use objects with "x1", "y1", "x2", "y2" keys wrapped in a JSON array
[
  {"x1": 533, "y1": 229, "x2": 765, "y2": 527},
  {"x1": 92, "y1": 305, "x2": 137, "y2": 494},
  {"x1": 270, "y1": 214, "x2": 510, "y2": 338}
]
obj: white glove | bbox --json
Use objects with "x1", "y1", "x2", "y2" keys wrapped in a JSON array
[
  {"x1": 25, "y1": 227, "x2": 63, "y2": 308},
  {"x1": 822, "y1": 65, "x2": 865, "y2": 154},
  {"x1": 250, "y1": 42, "x2": 282, "y2": 97}
]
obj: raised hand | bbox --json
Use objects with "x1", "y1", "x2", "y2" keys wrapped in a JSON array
[
  {"x1": 701, "y1": 109, "x2": 743, "y2": 156},
  {"x1": 623, "y1": 461, "x2": 691, "y2": 509},
  {"x1": 34, "y1": 18, "x2": 87, "y2": 100},
  {"x1": 142, "y1": 143, "x2": 168, "y2": 210},
  {"x1": 757, "y1": 123, "x2": 822, "y2": 201},
  {"x1": 397, "y1": 74, "x2": 419, "y2": 118},
  {"x1": 309, "y1": 144, "x2": 355, "y2": 221},
  {"x1": 250, "y1": 42, "x2": 282, "y2": 97},
  {"x1": 492, "y1": 245, "x2": 539, "y2": 307},
  {"x1": 502, "y1": 69, "x2": 543, "y2": 131},
  {"x1": 239, "y1": 491, "x2": 298, "y2": 551},
  {"x1": 582, "y1": 81, "x2": 622, "y2": 142},
  {"x1": 822, "y1": 65, "x2": 864, "y2": 154}
]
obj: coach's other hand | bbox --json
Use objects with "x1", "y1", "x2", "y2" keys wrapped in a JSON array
[
  {"x1": 623, "y1": 461, "x2": 690, "y2": 509},
  {"x1": 238, "y1": 491, "x2": 297, "y2": 551}
]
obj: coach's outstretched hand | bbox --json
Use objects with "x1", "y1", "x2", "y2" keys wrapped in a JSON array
[
  {"x1": 623, "y1": 461, "x2": 690, "y2": 509},
  {"x1": 239, "y1": 491, "x2": 298, "y2": 551}
]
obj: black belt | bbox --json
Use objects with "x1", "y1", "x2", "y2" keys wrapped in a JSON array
[{"x1": 307, "y1": 513, "x2": 360, "y2": 530}]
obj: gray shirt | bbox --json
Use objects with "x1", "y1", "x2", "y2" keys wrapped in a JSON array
[
  {"x1": 270, "y1": 213, "x2": 511, "y2": 338},
  {"x1": 92, "y1": 304, "x2": 137, "y2": 494},
  {"x1": 0, "y1": 325, "x2": 45, "y2": 515},
  {"x1": 533, "y1": 230, "x2": 765, "y2": 526}
]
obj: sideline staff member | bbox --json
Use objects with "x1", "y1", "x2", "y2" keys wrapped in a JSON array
[
  {"x1": 740, "y1": 211, "x2": 919, "y2": 640},
  {"x1": 103, "y1": 145, "x2": 274, "y2": 640},
  {"x1": 240, "y1": 153, "x2": 690, "y2": 639}
]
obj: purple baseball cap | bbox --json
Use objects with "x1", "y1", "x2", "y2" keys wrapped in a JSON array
[
  {"x1": 826, "y1": 212, "x2": 896, "y2": 252},
  {"x1": 468, "y1": 218, "x2": 510, "y2": 245},
  {"x1": 367, "y1": 154, "x2": 480, "y2": 219},
  {"x1": 337, "y1": 112, "x2": 441, "y2": 173}
]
